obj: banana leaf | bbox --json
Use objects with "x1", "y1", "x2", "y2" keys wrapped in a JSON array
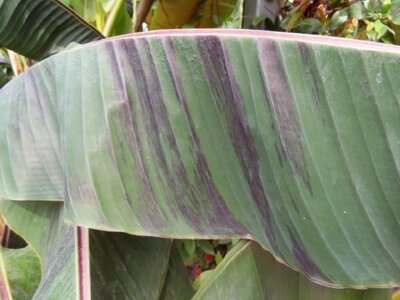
[
  {"x1": 0, "y1": 0, "x2": 103, "y2": 60},
  {"x1": 0, "y1": 30, "x2": 399, "y2": 288}
]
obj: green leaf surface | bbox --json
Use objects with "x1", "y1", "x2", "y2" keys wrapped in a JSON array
[
  {"x1": 0, "y1": 30, "x2": 399, "y2": 288},
  {"x1": 184, "y1": 240, "x2": 197, "y2": 256},
  {"x1": 160, "y1": 245, "x2": 194, "y2": 300},
  {"x1": 389, "y1": 0, "x2": 400, "y2": 24},
  {"x1": 328, "y1": 10, "x2": 348, "y2": 30},
  {"x1": 293, "y1": 18, "x2": 323, "y2": 33},
  {"x1": 348, "y1": 2, "x2": 365, "y2": 19},
  {"x1": 0, "y1": 65, "x2": 12, "y2": 88},
  {"x1": 197, "y1": 240, "x2": 215, "y2": 255},
  {"x1": 91, "y1": 231, "x2": 193, "y2": 300},
  {"x1": 103, "y1": 0, "x2": 132, "y2": 37},
  {"x1": 59, "y1": 0, "x2": 85, "y2": 16},
  {"x1": 0, "y1": 201, "x2": 76, "y2": 299},
  {"x1": 0, "y1": 49, "x2": 12, "y2": 88},
  {"x1": 374, "y1": 20, "x2": 392, "y2": 39},
  {"x1": 0, "y1": 0, "x2": 103, "y2": 60},
  {"x1": 193, "y1": 241, "x2": 392, "y2": 300},
  {"x1": 90, "y1": 230, "x2": 174, "y2": 300},
  {"x1": 364, "y1": 0, "x2": 390, "y2": 12},
  {"x1": 221, "y1": 0, "x2": 244, "y2": 29},
  {"x1": 84, "y1": 0, "x2": 97, "y2": 22},
  {"x1": 1, "y1": 246, "x2": 41, "y2": 300}
]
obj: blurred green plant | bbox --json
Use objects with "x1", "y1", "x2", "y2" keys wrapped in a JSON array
[
  {"x1": 280, "y1": 0, "x2": 400, "y2": 43},
  {"x1": 176, "y1": 239, "x2": 239, "y2": 288},
  {"x1": 0, "y1": 49, "x2": 12, "y2": 88}
]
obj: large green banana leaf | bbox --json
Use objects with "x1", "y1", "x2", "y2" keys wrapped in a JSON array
[
  {"x1": 0, "y1": 30, "x2": 399, "y2": 288},
  {"x1": 0, "y1": 0, "x2": 103, "y2": 60}
]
